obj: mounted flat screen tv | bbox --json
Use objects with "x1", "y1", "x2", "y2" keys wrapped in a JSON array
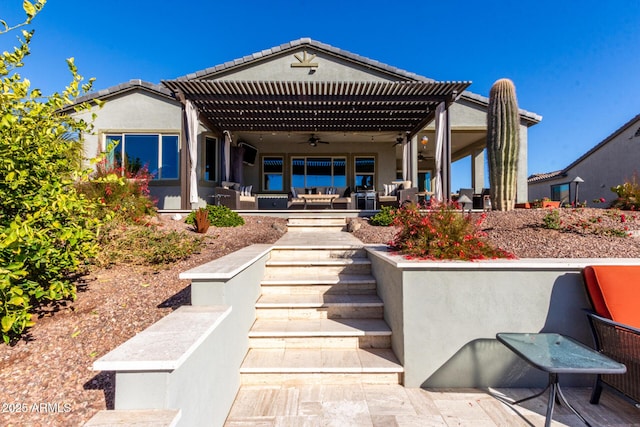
[{"x1": 239, "y1": 142, "x2": 257, "y2": 166}]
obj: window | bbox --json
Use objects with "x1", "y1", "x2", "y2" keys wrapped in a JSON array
[
  {"x1": 355, "y1": 156, "x2": 375, "y2": 190},
  {"x1": 418, "y1": 171, "x2": 432, "y2": 193},
  {"x1": 291, "y1": 157, "x2": 346, "y2": 188},
  {"x1": 551, "y1": 183, "x2": 570, "y2": 203},
  {"x1": 263, "y1": 156, "x2": 283, "y2": 191},
  {"x1": 105, "y1": 133, "x2": 179, "y2": 180},
  {"x1": 203, "y1": 136, "x2": 217, "y2": 182}
]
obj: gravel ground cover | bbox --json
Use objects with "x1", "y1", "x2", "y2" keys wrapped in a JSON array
[{"x1": 1, "y1": 208, "x2": 638, "y2": 426}]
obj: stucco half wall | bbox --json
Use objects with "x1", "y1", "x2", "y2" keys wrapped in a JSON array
[{"x1": 366, "y1": 245, "x2": 637, "y2": 388}]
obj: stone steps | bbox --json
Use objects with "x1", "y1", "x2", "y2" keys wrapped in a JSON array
[
  {"x1": 264, "y1": 258, "x2": 373, "y2": 276},
  {"x1": 268, "y1": 247, "x2": 368, "y2": 260},
  {"x1": 256, "y1": 293, "x2": 383, "y2": 320},
  {"x1": 286, "y1": 216, "x2": 346, "y2": 232},
  {"x1": 239, "y1": 348, "x2": 403, "y2": 385},
  {"x1": 240, "y1": 224, "x2": 403, "y2": 385}
]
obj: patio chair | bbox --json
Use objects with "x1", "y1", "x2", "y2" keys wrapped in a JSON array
[
  {"x1": 582, "y1": 265, "x2": 640, "y2": 405},
  {"x1": 377, "y1": 182, "x2": 417, "y2": 208}
]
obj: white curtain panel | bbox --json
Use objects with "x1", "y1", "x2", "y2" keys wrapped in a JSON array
[
  {"x1": 402, "y1": 135, "x2": 410, "y2": 182},
  {"x1": 186, "y1": 100, "x2": 199, "y2": 204},
  {"x1": 223, "y1": 130, "x2": 232, "y2": 182},
  {"x1": 434, "y1": 102, "x2": 446, "y2": 202}
]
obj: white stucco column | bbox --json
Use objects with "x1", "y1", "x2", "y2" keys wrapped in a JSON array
[
  {"x1": 471, "y1": 149, "x2": 485, "y2": 193},
  {"x1": 410, "y1": 134, "x2": 418, "y2": 188},
  {"x1": 517, "y1": 125, "x2": 528, "y2": 203}
]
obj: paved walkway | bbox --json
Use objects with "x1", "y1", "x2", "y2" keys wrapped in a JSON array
[{"x1": 225, "y1": 384, "x2": 640, "y2": 426}]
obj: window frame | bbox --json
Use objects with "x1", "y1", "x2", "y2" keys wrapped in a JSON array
[
  {"x1": 104, "y1": 132, "x2": 180, "y2": 181},
  {"x1": 354, "y1": 156, "x2": 376, "y2": 190},
  {"x1": 202, "y1": 135, "x2": 218, "y2": 183},
  {"x1": 262, "y1": 155, "x2": 284, "y2": 192},
  {"x1": 550, "y1": 182, "x2": 571, "y2": 204},
  {"x1": 290, "y1": 156, "x2": 347, "y2": 189}
]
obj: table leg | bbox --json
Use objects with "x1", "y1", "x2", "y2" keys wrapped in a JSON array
[
  {"x1": 513, "y1": 384, "x2": 550, "y2": 405},
  {"x1": 555, "y1": 381, "x2": 592, "y2": 427},
  {"x1": 513, "y1": 373, "x2": 592, "y2": 427},
  {"x1": 545, "y1": 376, "x2": 557, "y2": 427}
]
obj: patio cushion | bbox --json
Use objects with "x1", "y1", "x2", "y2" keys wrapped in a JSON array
[
  {"x1": 583, "y1": 265, "x2": 640, "y2": 328},
  {"x1": 383, "y1": 183, "x2": 398, "y2": 196}
]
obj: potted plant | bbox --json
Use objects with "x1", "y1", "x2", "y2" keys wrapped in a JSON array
[{"x1": 541, "y1": 197, "x2": 561, "y2": 208}]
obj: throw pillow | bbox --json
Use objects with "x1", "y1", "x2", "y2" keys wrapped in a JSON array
[{"x1": 384, "y1": 184, "x2": 398, "y2": 196}]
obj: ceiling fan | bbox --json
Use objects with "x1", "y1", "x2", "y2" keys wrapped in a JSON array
[
  {"x1": 418, "y1": 152, "x2": 432, "y2": 162},
  {"x1": 391, "y1": 135, "x2": 404, "y2": 147},
  {"x1": 299, "y1": 134, "x2": 329, "y2": 147}
]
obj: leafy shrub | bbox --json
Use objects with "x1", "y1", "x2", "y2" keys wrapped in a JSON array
[
  {"x1": 541, "y1": 207, "x2": 633, "y2": 237},
  {"x1": 610, "y1": 175, "x2": 640, "y2": 211},
  {"x1": 542, "y1": 209, "x2": 562, "y2": 229},
  {"x1": 0, "y1": 7, "x2": 99, "y2": 343},
  {"x1": 94, "y1": 219, "x2": 204, "y2": 267},
  {"x1": 370, "y1": 206, "x2": 398, "y2": 226},
  {"x1": 389, "y1": 202, "x2": 514, "y2": 260},
  {"x1": 76, "y1": 159, "x2": 157, "y2": 223},
  {"x1": 185, "y1": 205, "x2": 245, "y2": 228}
]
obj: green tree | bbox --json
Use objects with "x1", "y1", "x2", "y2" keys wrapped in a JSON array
[{"x1": 0, "y1": 1, "x2": 100, "y2": 343}]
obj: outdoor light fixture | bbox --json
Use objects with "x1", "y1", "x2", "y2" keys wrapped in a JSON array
[
  {"x1": 421, "y1": 136, "x2": 429, "y2": 146},
  {"x1": 572, "y1": 176, "x2": 584, "y2": 206},
  {"x1": 457, "y1": 194, "x2": 472, "y2": 212}
]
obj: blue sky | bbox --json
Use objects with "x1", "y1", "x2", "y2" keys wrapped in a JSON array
[{"x1": 2, "y1": 0, "x2": 640, "y2": 192}]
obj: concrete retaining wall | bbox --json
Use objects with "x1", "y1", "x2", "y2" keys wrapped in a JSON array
[
  {"x1": 366, "y1": 245, "x2": 638, "y2": 388},
  {"x1": 91, "y1": 244, "x2": 272, "y2": 427}
]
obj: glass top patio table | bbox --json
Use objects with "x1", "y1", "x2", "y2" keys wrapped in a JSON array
[
  {"x1": 496, "y1": 333, "x2": 626, "y2": 374},
  {"x1": 497, "y1": 333, "x2": 626, "y2": 427}
]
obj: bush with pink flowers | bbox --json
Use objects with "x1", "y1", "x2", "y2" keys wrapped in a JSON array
[{"x1": 389, "y1": 202, "x2": 515, "y2": 260}]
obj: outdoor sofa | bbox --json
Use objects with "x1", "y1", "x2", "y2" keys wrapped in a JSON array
[
  {"x1": 214, "y1": 185, "x2": 257, "y2": 210},
  {"x1": 289, "y1": 186, "x2": 355, "y2": 209}
]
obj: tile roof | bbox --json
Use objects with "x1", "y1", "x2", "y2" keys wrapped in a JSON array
[
  {"x1": 527, "y1": 170, "x2": 565, "y2": 183},
  {"x1": 63, "y1": 79, "x2": 175, "y2": 109},
  {"x1": 65, "y1": 38, "x2": 541, "y2": 125},
  {"x1": 175, "y1": 38, "x2": 541, "y2": 125}
]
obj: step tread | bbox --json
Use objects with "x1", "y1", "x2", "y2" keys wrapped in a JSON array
[
  {"x1": 256, "y1": 294, "x2": 382, "y2": 308},
  {"x1": 266, "y1": 259, "x2": 371, "y2": 266},
  {"x1": 287, "y1": 223, "x2": 345, "y2": 227},
  {"x1": 261, "y1": 274, "x2": 376, "y2": 285},
  {"x1": 250, "y1": 318, "x2": 391, "y2": 337},
  {"x1": 240, "y1": 348, "x2": 403, "y2": 373}
]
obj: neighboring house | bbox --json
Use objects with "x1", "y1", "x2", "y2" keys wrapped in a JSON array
[
  {"x1": 528, "y1": 114, "x2": 640, "y2": 206},
  {"x1": 67, "y1": 38, "x2": 541, "y2": 210}
]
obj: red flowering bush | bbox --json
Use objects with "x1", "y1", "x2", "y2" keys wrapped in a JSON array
[
  {"x1": 389, "y1": 201, "x2": 515, "y2": 260},
  {"x1": 77, "y1": 160, "x2": 157, "y2": 223}
]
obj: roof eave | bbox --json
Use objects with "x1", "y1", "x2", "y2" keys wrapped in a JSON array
[{"x1": 460, "y1": 91, "x2": 542, "y2": 126}]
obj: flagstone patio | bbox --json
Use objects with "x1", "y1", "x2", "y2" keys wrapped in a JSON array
[{"x1": 225, "y1": 384, "x2": 639, "y2": 426}]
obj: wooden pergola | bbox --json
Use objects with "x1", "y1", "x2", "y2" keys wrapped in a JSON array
[{"x1": 162, "y1": 79, "x2": 471, "y2": 208}]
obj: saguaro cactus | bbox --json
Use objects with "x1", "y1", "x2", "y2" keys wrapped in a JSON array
[{"x1": 487, "y1": 78, "x2": 520, "y2": 211}]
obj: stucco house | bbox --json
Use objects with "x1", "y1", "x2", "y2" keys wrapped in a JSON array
[
  {"x1": 528, "y1": 114, "x2": 640, "y2": 206},
  {"x1": 69, "y1": 38, "x2": 541, "y2": 210}
]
